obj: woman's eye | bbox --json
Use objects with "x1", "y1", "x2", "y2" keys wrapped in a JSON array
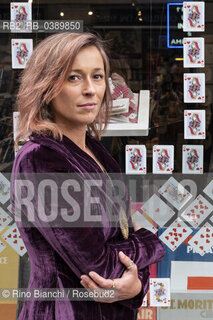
[
  {"x1": 94, "y1": 74, "x2": 104, "y2": 80},
  {"x1": 68, "y1": 75, "x2": 80, "y2": 81}
]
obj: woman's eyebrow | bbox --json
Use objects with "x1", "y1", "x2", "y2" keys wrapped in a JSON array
[{"x1": 70, "y1": 68, "x2": 104, "y2": 73}]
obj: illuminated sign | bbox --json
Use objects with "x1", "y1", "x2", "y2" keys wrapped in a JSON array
[{"x1": 167, "y1": 2, "x2": 184, "y2": 49}]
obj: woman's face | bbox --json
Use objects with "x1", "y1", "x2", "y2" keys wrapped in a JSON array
[{"x1": 51, "y1": 45, "x2": 106, "y2": 130}]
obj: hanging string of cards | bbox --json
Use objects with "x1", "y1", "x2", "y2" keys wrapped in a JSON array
[
  {"x1": 10, "y1": 2, "x2": 33, "y2": 69},
  {"x1": 125, "y1": 2, "x2": 206, "y2": 175}
]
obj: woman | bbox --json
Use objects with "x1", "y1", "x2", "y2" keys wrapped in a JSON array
[{"x1": 10, "y1": 32, "x2": 165, "y2": 319}]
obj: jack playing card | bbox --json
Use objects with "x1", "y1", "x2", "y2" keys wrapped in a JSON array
[
  {"x1": 184, "y1": 110, "x2": 205, "y2": 139},
  {"x1": 11, "y1": 39, "x2": 33, "y2": 69},
  {"x1": 183, "y1": 38, "x2": 205, "y2": 68},
  {"x1": 153, "y1": 145, "x2": 174, "y2": 174},
  {"x1": 188, "y1": 223, "x2": 213, "y2": 256},
  {"x1": 125, "y1": 145, "x2": 146, "y2": 174},
  {"x1": 0, "y1": 172, "x2": 10, "y2": 204},
  {"x1": 184, "y1": 73, "x2": 205, "y2": 103},
  {"x1": 158, "y1": 177, "x2": 192, "y2": 211},
  {"x1": 183, "y1": 2, "x2": 205, "y2": 32},
  {"x1": 159, "y1": 218, "x2": 193, "y2": 251},
  {"x1": 182, "y1": 145, "x2": 204, "y2": 174},
  {"x1": 1, "y1": 223, "x2": 27, "y2": 256},
  {"x1": 142, "y1": 194, "x2": 175, "y2": 227},
  {"x1": 149, "y1": 278, "x2": 171, "y2": 307},
  {"x1": 181, "y1": 194, "x2": 213, "y2": 228},
  {"x1": 10, "y1": 2, "x2": 32, "y2": 32}
]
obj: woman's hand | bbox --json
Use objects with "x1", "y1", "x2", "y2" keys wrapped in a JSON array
[{"x1": 80, "y1": 251, "x2": 142, "y2": 303}]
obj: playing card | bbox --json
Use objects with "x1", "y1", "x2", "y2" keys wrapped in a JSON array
[
  {"x1": 182, "y1": 145, "x2": 204, "y2": 174},
  {"x1": 183, "y1": 38, "x2": 205, "y2": 68},
  {"x1": 141, "y1": 294, "x2": 147, "y2": 307},
  {"x1": 149, "y1": 278, "x2": 171, "y2": 307},
  {"x1": 0, "y1": 239, "x2": 6, "y2": 254},
  {"x1": 184, "y1": 110, "x2": 205, "y2": 139},
  {"x1": 111, "y1": 98, "x2": 129, "y2": 115},
  {"x1": 10, "y1": 2, "x2": 32, "y2": 32},
  {"x1": 181, "y1": 194, "x2": 213, "y2": 228},
  {"x1": 11, "y1": 39, "x2": 33, "y2": 69},
  {"x1": 188, "y1": 223, "x2": 213, "y2": 256},
  {"x1": 203, "y1": 180, "x2": 213, "y2": 201},
  {"x1": 1, "y1": 223, "x2": 27, "y2": 256},
  {"x1": 0, "y1": 208, "x2": 13, "y2": 233},
  {"x1": 0, "y1": 172, "x2": 10, "y2": 204},
  {"x1": 7, "y1": 204, "x2": 12, "y2": 213},
  {"x1": 184, "y1": 73, "x2": 205, "y2": 103},
  {"x1": 125, "y1": 145, "x2": 146, "y2": 174},
  {"x1": 152, "y1": 145, "x2": 174, "y2": 174},
  {"x1": 142, "y1": 194, "x2": 175, "y2": 227},
  {"x1": 131, "y1": 211, "x2": 158, "y2": 234},
  {"x1": 183, "y1": 2, "x2": 205, "y2": 32},
  {"x1": 159, "y1": 218, "x2": 193, "y2": 251},
  {"x1": 158, "y1": 177, "x2": 192, "y2": 211}
]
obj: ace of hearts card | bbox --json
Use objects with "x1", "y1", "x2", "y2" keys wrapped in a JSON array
[
  {"x1": 10, "y1": 2, "x2": 32, "y2": 32},
  {"x1": 183, "y1": 2, "x2": 205, "y2": 32},
  {"x1": 11, "y1": 39, "x2": 33, "y2": 69},
  {"x1": 183, "y1": 37, "x2": 205, "y2": 68},
  {"x1": 153, "y1": 145, "x2": 174, "y2": 174},
  {"x1": 149, "y1": 278, "x2": 171, "y2": 307},
  {"x1": 184, "y1": 73, "x2": 205, "y2": 103},
  {"x1": 182, "y1": 145, "x2": 203, "y2": 174},
  {"x1": 184, "y1": 110, "x2": 205, "y2": 139},
  {"x1": 125, "y1": 145, "x2": 146, "y2": 174}
]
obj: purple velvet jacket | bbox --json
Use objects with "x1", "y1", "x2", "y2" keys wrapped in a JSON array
[{"x1": 10, "y1": 133, "x2": 165, "y2": 320}]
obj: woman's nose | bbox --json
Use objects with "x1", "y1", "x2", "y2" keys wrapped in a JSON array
[{"x1": 82, "y1": 78, "x2": 96, "y2": 95}]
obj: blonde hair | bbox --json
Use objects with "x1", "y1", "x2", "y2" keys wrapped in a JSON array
[{"x1": 15, "y1": 32, "x2": 112, "y2": 146}]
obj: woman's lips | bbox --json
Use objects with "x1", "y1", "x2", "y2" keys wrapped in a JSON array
[{"x1": 77, "y1": 103, "x2": 97, "y2": 109}]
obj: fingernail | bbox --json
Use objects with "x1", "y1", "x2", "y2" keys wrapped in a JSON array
[
  {"x1": 119, "y1": 251, "x2": 124, "y2": 258},
  {"x1": 89, "y1": 271, "x2": 95, "y2": 277}
]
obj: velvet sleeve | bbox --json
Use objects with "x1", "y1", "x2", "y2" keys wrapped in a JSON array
[{"x1": 10, "y1": 146, "x2": 165, "y2": 298}]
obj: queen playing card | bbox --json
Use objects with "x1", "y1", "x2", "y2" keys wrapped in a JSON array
[
  {"x1": 183, "y1": 2, "x2": 205, "y2": 32},
  {"x1": 125, "y1": 145, "x2": 146, "y2": 174},
  {"x1": 183, "y1": 38, "x2": 205, "y2": 68},
  {"x1": 182, "y1": 145, "x2": 203, "y2": 174},
  {"x1": 150, "y1": 278, "x2": 171, "y2": 307},
  {"x1": 184, "y1": 73, "x2": 205, "y2": 103},
  {"x1": 10, "y1": 2, "x2": 32, "y2": 32},
  {"x1": 184, "y1": 110, "x2": 205, "y2": 139},
  {"x1": 158, "y1": 177, "x2": 192, "y2": 211},
  {"x1": 153, "y1": 145, "x2": 174, "y2": 174},
  {"x1": 11, "y1": 39, "x2": 33, "y2": 69}
]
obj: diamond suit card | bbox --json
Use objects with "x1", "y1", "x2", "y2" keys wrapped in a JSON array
[
  {"x1": 183, "y1": 2, "x2": 205, "y2": 32},
  {"x1": 184, "y1": 110, "x2": 205, "y2": 139},
  {"x1": 183, "y1": 38, "x2": 205, "y2": 68},
  {"x1": 184, "y1": 73, "x2": 205, "y2": 103}
]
